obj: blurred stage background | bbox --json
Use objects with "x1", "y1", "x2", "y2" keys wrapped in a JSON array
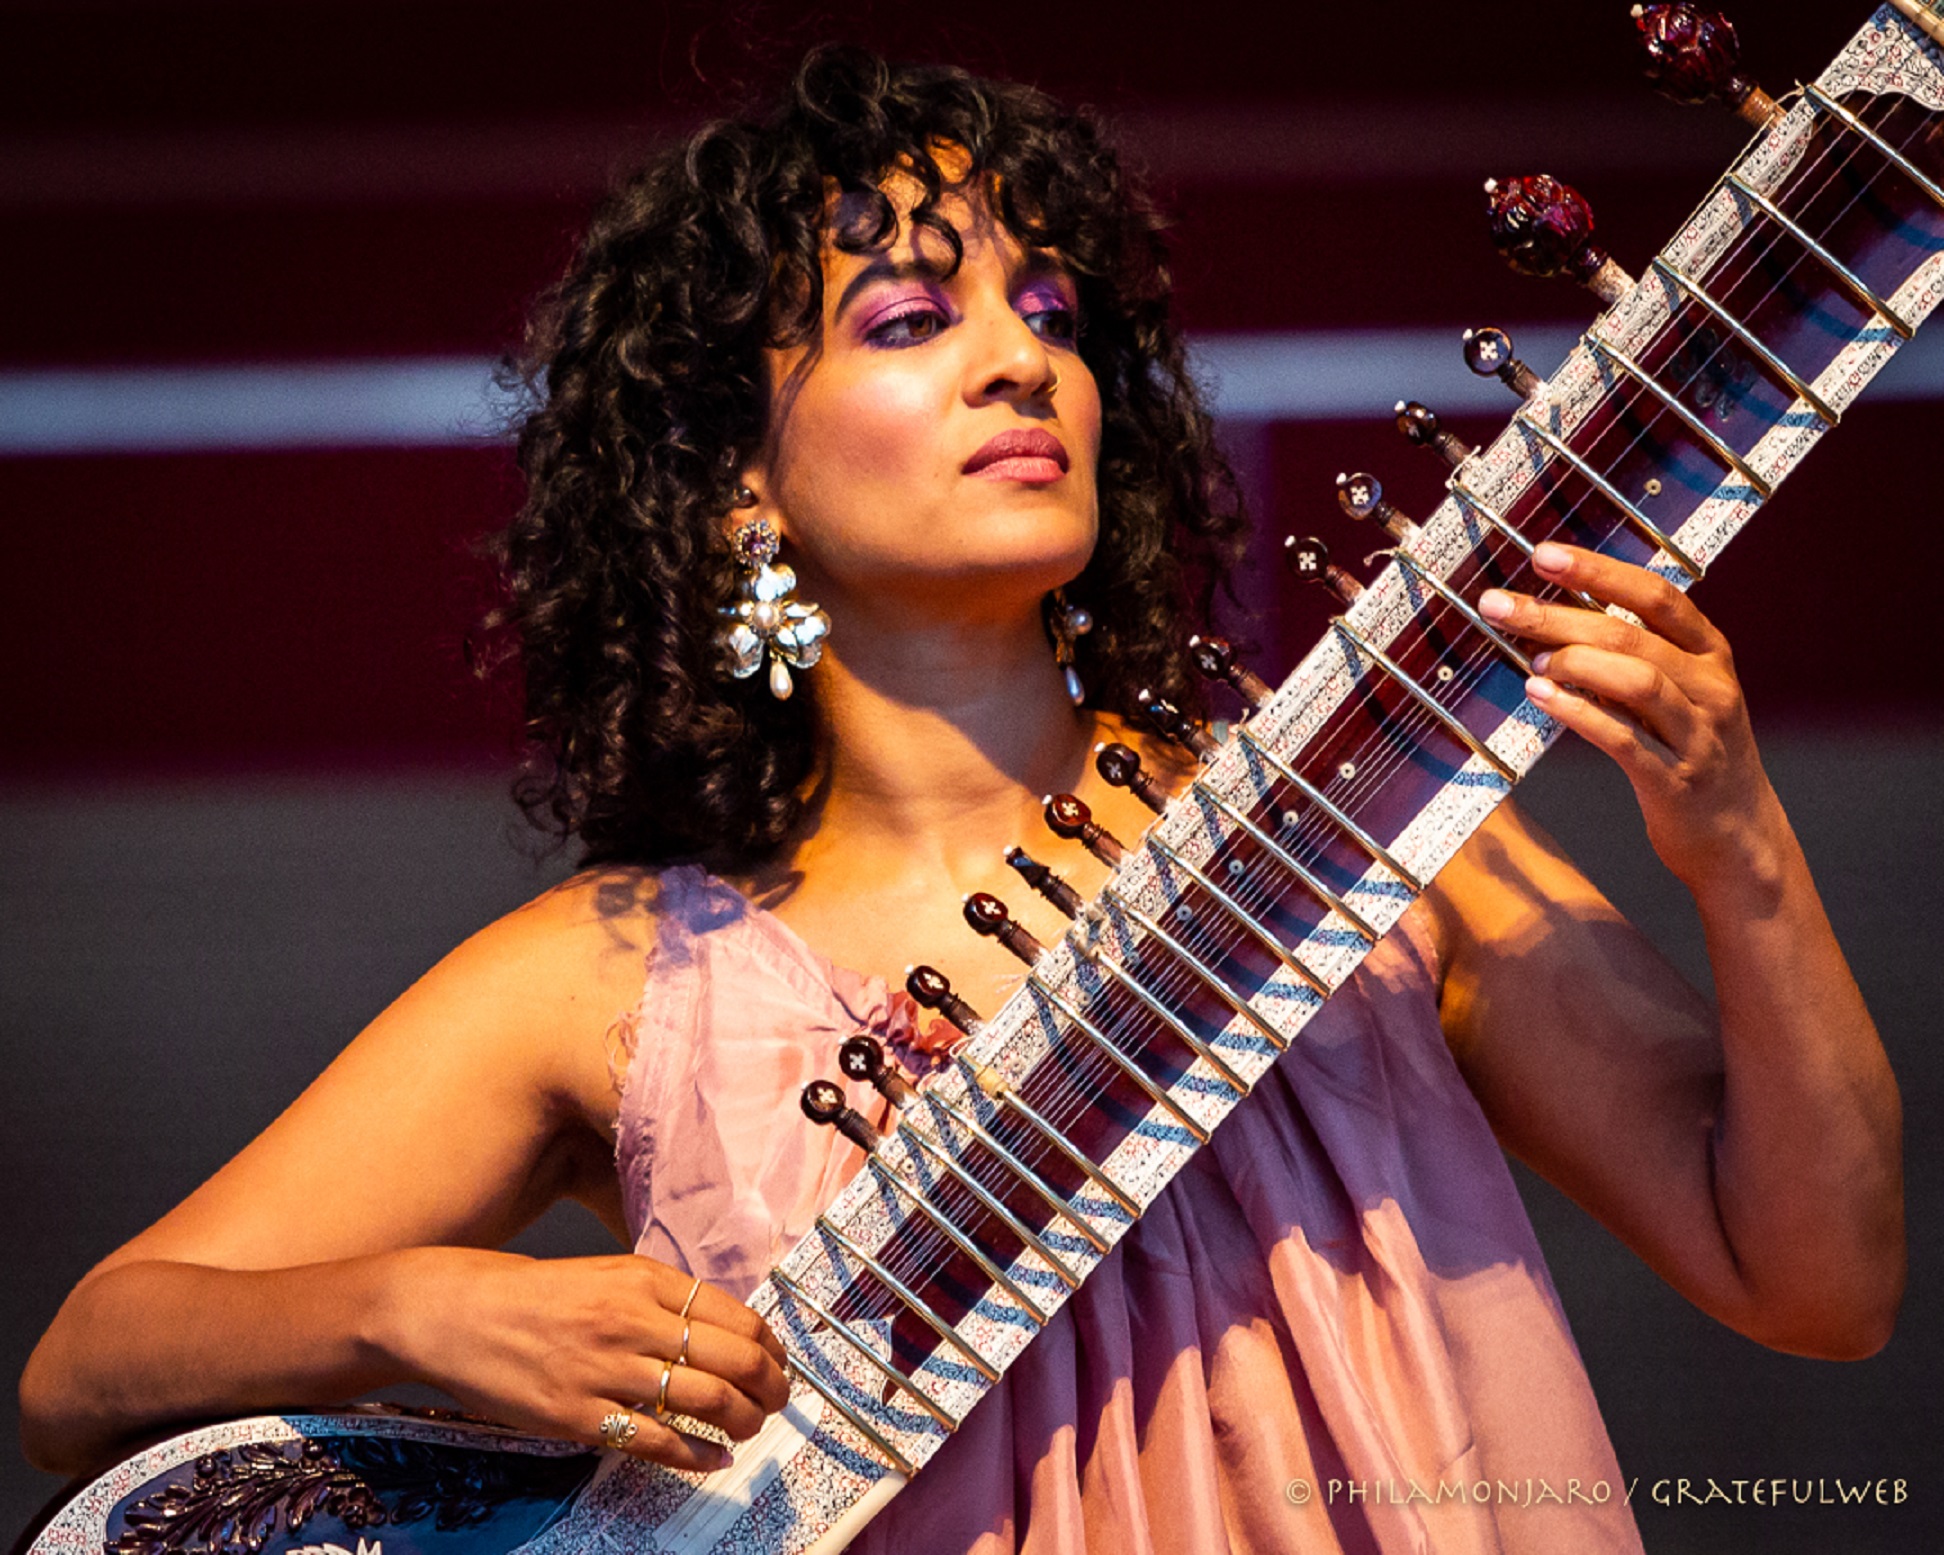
[{"x1": 2, "y1": 1, "x2": 1938, "y2": 1550}]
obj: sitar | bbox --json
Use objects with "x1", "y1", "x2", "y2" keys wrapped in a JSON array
[{"x1": 24, "y1": 5, "x2": 1944, "y2": 1553}]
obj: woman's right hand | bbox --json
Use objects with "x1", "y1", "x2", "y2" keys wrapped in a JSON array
[{"x1": 384, "y1": 1248, "x2": 793, "y2": 1473}]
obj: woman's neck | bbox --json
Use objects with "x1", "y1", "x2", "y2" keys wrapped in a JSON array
[{"x1": 795, "y1": 607, "x2": 1092, "y2": 885}]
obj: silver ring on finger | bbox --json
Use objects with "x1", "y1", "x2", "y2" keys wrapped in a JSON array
[{"x1": 598, "y1": 1409, "x2": 638, "y2": 1449}]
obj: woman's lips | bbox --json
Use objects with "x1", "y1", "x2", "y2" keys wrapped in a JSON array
[{"x1": 964, "y1": 427, "x2": 1070, "y2": 483}]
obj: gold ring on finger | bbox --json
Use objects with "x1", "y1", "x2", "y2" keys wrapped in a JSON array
[
  {"x1": 679, "y1": 1275, "x2": 703, "y2": 1321},
  {"x1": 598, "y1": 1409, "x2": 638, "y2": 1449},
  {"x1": 677, "y1": 1319, "x2": 692, "y2": 1368},
  {"x1": 656, "y1": 1359, "x2": 675, "y2": 1417}
]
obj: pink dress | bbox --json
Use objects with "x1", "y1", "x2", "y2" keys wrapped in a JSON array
[{"x1": 615, "y1": 864, "x2": 1643, "y2": 1554}]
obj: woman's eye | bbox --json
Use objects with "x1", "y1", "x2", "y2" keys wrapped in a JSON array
[
  {"x1": 864, "y1": 305, "x2": 947, "y2": 347},
  {"x1": 1025, "y1": 305, "x2": 1078, "y2": 343}
]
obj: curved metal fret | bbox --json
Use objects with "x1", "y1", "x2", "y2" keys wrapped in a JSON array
[
  {"x1": 770, "y1": 1267, "x2": 959, "y2": 1432},
  {"x1": 1189, "y1": 781, "x2": 1378, "y2": 946},
  {"x1": 1026, "y1": 975, "x2": 1212, "y2": 1143},
  {"x1": 779, "y1": 1355, "x2": 917, "y2": 1477},
  {"x1": 895, "y1": 1121, "x2": 1083, "y2": 1290},
  {"x1": 1387, "y1": 551, "x2": 1534, "y2": 676},
  {"x1": 1650, "y1": 256, "x2": 1840, "y2": 425},
  {"x1": 918, "y1": 1087, "x2": 1107, "y2": 1257},
  {"x1": 1095, "y1": 889, "x2": 1288, "y2": 1061},
  {"x1": 1148, "y1": 833, "x2": 1332, "y2": 995},
  {"x1": 817, "y1": 1218, "x2": 1001, "y2": 1381},
  {"x1": 864, "y1": 1156, "x2": 1051, "y2": 1324},
  {"x1": 968, "y1": 1070, "x2": 1145, "y2": 1218},
  {"x1": 1725, "y1": 172, "x2": 1916, "y2": 338},
  {"x1": 1581, "y1": 334, "x2": 1776, "y2": 499},
  {"x1": 1804, "y1": 82, "x2": 1944, "y2": 215},
  {"x1": 1232, "y1": 725, "x2": 1424, "y2": 892},
  {"x1": 1516, "y1": 415, "x2": 1706, "y2": 579},
  {"x1": 1330, "y1": 619, "x2": 1519, "y2": 783},
  {"x1": 1448, "y1": 480, "x2": 1606, "y2": 611}
]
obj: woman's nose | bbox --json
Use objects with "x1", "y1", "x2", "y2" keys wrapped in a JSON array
[{"x1": 969, "y1": 310, "x2": 1057, "y2": 405}]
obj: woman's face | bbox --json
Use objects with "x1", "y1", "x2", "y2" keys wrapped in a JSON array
[{"x1": 752, "y1": 173, "x2": 1102, "y2": 632}]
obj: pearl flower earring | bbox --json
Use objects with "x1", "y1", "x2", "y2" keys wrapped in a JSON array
[{"x1": 718, "y1": 496, "x2": 831, "y2": 700}]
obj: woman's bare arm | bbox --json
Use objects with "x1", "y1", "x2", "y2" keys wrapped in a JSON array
[
  {"x1": 1429, "y1": 544, "x2": 1903, "y2": 1358},
  {"x1": 19, "y1": 870, "x2": 788, "y2": 1477}
]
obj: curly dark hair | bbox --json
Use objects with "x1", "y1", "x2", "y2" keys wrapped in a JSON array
[{"x1": 490, "y1": 44, "x2": 1248, "y2": 870}]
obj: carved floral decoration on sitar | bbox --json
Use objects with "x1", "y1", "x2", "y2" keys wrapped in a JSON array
[{"x1": 107, "y1": 1435, "x2": 593, "y2": 1555}]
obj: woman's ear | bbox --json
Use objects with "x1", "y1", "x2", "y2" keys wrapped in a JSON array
[{"x1": 728, "y1": 472, "x2": 788, "y2": 547}]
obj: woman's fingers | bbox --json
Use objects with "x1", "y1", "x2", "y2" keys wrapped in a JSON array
[
  {"x1": 1530, "y1": 541, "x2": 1724, "y2": 656},
  {"x1": 607, "y1": 1352, "x2": 776, "y2": 1443},
  {"x1": 676, "y1": 1273, "x2": 791, "y2": 1374},
  {"x1": 675, "y1": 1319, "x2": 793, "y2": 1416},
  {"x1": 589, "y1": 1396, "x2": 735, "y2": 1474},
  {"x1": 636, "y1": 1265, "x2": 790, "y2": 1414},
  {"x1": 1529, "y1": 643, "x2": 1701, "y2": 756},
  {"x1": 1526, "y1": 674, "x2": 1673, "y2": 777}
]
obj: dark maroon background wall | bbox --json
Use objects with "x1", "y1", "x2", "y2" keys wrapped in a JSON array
[
  {"x1": 3, "y1": 3, "x2": 1939, "y2": 1551},
  {"x1": 0, "y1": 0, "x2": 1936, "y2": 781}
]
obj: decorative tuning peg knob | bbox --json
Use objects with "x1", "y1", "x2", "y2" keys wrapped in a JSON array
[
  {"x1": 1283, "y1": 536, "x2": 1364, "y2": 606},
  {"x1": 1004, "y1": 845, "x2": 1083, "y2": 919},
  {"x1": 905, "y1": 964, "x2": 984, "y2": 1035},
  {"x1": 1095, "y1": 741, "x2": 1168, "y2": 814},
  {"x1": 1631, "y1": 4, "x2": 1780, "y2": 128},
  {"x1": 1463, "y1": 326, "x2": 1544, "y2": 401},
  {"x1": 963, "y1": 891, "x2": 1046, "y2": 965},
  {"x1": 1335, "y1": 472, "x2": 1419, "y2": 544},
  {"x1": 801, "y1": 1078, "x2": 884, "y2": 1153},
  {"x1": 1482, "y1": 174, "x2": 1635, "y2": 307},
  {"x1": 838, "y1": 1033, "x2": 919, "y2": 1108},
  {"x1": 1187, "y1": 634, "x2": 1272, "y2": 710},
  {"x1": 1136, "y1": 690, "x2": 1221, "y2": 760},
  {"x1": 1043, "y1": 792, "x2": 1126, "y2": 867},
  {"x1": 1394, "y1": 401, "x2": 1476, "y2": 470}
]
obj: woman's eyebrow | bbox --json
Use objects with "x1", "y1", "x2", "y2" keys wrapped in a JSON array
[
  {"x1": 832, "y1": 254, "x2": 951, "y2": 320},
  {"x1": 1015, "y1": 252, "x2": 1071, "y2": 287}
]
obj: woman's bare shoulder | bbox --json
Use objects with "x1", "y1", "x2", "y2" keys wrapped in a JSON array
[{"x1": 422, "y1": 864, "x2": 672, "y2": 1104}]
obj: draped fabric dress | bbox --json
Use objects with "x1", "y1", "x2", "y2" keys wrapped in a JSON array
[{"x1": 613, "y1": 865, "x2": 1644, "y2": 1554}]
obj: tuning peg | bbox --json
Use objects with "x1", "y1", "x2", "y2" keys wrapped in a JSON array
[
  {"x1": 905, "y1": 964, "x2": 984, "y2": 1035},
  {"x1": 1394, "y1": 401, "x2": 1476, "y2": 470},
  {"x1": 1462, "y1": 326, "x2": 1544, "y2": 401},
  {"x1": 1335, "y1": 472, "x2": 1419, "y2": 544},
  {"x1": 1136, "y1": 690, "x2": 1221, "y2": 760},
  {"x1": 1187, "y1": 634, "x2": 1272, "y2": 710},
  {"x1": 1043, "y1": 792, "x2": 1126, "y2": 867},
  {"x1": 963, "y1": 891, "x2": 1046, "y2": 965},
  {"x1": 801, "y1": 1077, "x2": 884, "y2": 1153},
  {"x1": 838, "y1": 1034, "x2": 919, "y2": 1108},
  {"x1": 1283, "y1": 536, "x2": 1364, "y2": 606},
  {"x1": 1482, "y1": 175, "x2": 1635, "y2": 307},
  {"x1": 1094, "y1": 741, "x2": 1169, "y2": 813},
  {"x1": 1631, "y1": 4, "x2": 1780, "y2": 128},
  {"x1": 1005, "y1": 845, "x2": 1084, "y2": 918}
]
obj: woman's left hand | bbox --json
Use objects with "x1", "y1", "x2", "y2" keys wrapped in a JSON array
[{"x1": 1479, "y1": 540, "x2": 1780, "y2": 897}]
